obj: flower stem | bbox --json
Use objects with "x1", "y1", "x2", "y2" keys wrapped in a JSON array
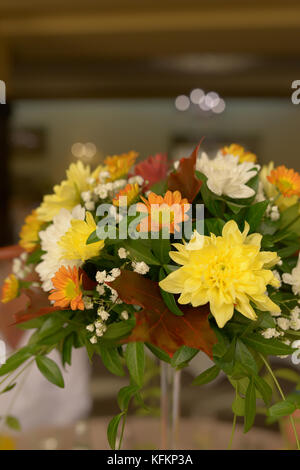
[{"x1": 259, "y1": 353, "x2": 300, "y2": 450}]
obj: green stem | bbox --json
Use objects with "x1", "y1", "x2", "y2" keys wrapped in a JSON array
[{"x1": 259, "y1": 353, "x2": 300, "y2": 450}]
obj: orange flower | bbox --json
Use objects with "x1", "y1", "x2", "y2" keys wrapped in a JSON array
[
  {"x1": 105, "y1": 151, "x2": 138, "y2": 181},
  {"x1": 267, "y1": 165, "x2": 300, "y2": 198},
  {"x1": 137, "y1": 190, "x2": 190, "y2": 233},
  {"x1": 221, "y1": 144, "x2": 257, "y2": 163},
  {"x1": 19, "y1": 210, "x2": 44, "y2": 252},
  {"x1": 1, "y1": 274, "x2": 19, "y2": 303},
  {"x1": 49, "y1": 266, "x2": 84, "y2": 310},
  {"x1": 113, "y1": 183, "x2": 140, "y2": 207}
]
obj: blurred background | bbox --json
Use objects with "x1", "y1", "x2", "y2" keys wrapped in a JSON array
[{"x1": 0, "y1": 0, "x2": 300, "y2": 449}]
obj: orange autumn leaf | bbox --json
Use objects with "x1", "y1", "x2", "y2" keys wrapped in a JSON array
[
  {"x1": 108, "y1": 270, "x2": 217, "y2": 358},
  {"x1": 167, "y1": 141, "x2": 203, "y2": 202}
]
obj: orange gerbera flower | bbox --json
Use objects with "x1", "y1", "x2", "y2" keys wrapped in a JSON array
[
  {"x1": 113, "y1": 183, "x2": 140, "y2": 207},
  {"x1": 49, "y1": 266, "x2": 84, "y2": 310},
  {"x1": 1, "y1": 274, "x2": 19, "y2": 304},
  {"x1": 221, "y1": 144, "x2": 257, "y2": 163},
  {"x1": 267, "y1": 165, "x2": 300, "y2": 198},
  {"x1": 19, "y1": 209, "x2": 44, "y2": 252},
  {"x1": 105, "y1": 151, "x2": 138, "y2": 181},
  {"x1": 136, "y1": 190, "x2": 190, "y2": 233}
]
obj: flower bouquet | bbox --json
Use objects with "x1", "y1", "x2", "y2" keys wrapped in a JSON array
[{"x1": 2, "y1": 141, "x2": 300, "y2": 449}]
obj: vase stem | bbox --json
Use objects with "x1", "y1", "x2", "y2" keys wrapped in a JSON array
[
  {"x1": 160, "y1": 361, "x2": 169, "y2": 450},
  {"x1": 171, "y1": 369, "x2": 181, "y2": 450}
]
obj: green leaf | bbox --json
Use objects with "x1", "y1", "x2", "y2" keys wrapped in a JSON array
[
  {"x1": 171, "y1": 346, "x2": 199, "y2": 368},
  {"x1": 104, "y1": 319, "x2": 135, "y2": 340},
  {"x1": 0, "y1": 383, "x2": 16, "y2": 394},
  {"x1": 0, "y1": 345, "x2": 37, "y2": 376},
  {"x1": 159, "y1": 267, "x2": 183, "y2": 316},
  {"x1": 244, "y1": 377, "x2": 256, "y2": 433},
  {"x1": 125, "y1": 342, "x2": 145, "y2": 387},
  {"x1": 86, "y1": 230, "x2": 100, "y2": 245},
  {"x1": 235, "y1": 339, "x2": 258, "y2": 375},
  {"x1": 192, "y1": 365, "x2": 220, "y2": 386},
  {"x1": 232, "y1": 394, "x2": 245, "y2": 416},
  {"x1": 26, "y1": 248, "x2": 46, "y2": 265},
  {"x1": 35, "y1": 356, "x2": 64, "y2": 388},
  {"x1": 280, "y1": 203, "x2": 300, "y2": 229},
  {"x1": 204, "y1": 218, "x2": 225, "y2": 236},
  {"x1": 152, "y1": 237, "x2": 170, "y2": 265},
  {"x1": 268, "y1": 400, "x2": 296, "y2": 418},
  {"x1": 244, "y1": 200, "x2": 269, "y2": 232},
  {"x1": 149, "y1": 179, "x2": 167, "y2": 195},
  {"x1": 62, "y1": 332, "x2": 75, "y2": 367},
  {"x1": 146, "y1": 343, "x2": 171, "y2": 363},
  {"x1": 243, "y1": 334, "x2": 295, "y2": 356},
  {"x1": 107, "y1": 412, "x2": 125, "y2": 450},
  {"x1": 5, "y1": 415, "x2": 21, "y2": 431},
  {"x1": 123, "y1": 239, "x2": 160, "y2": 266},
  {"x1": 253, "y1": 375, "x2": 272, "y2": 405},
  {"x1": 99, "y1": 346, "x2": 125, "y2": 377},
  {"x1": 117, "y1": 384, "x2": 140, "y2": 411},
  {"x1": 214, "y1": 338, "x2": 236, "y2": 374}
]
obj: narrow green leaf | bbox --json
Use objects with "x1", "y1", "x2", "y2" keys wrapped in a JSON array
[
  {"x1": 5, "y1": 415, "x2": 21, "y2": 431},
  {"x1": 159, "y1": 267, "x2": 183, "y2": 316},
  {"x1": 232, "y1": 394, "x2": 245, "y2": 417},
  {"x1": 171, "y1": 346, "x2": 199, "y2": 368},
  {"x1": 100, "y1": 346, "x2": 125, "y2": 377},
  {"x1": 0, "y1": 346, "x2": 37, "y2": 377},
  {"x1": 35, "y1": 356, "x2": 64, "y2": 388},
  {"x1": 253, "y1": 375, "x2": 273, "y2": 405},
  {"x1": 243, "y1": 334, "x2": 295, "y2": 356},
  {"x1": 107, "y1": 412, "x2": 125, "y2": 450},
  {"x1": 245, "y1": 200, "x2": 269, "y2": 232},
  {"x1": 268, "y1": 400, "x2": 296, "y2": 418},
  {"x1": 62, "y1": 332, "x2": 75, "y2": 367},
  {"x1": 146, "y1": 343, "x2": 171, "y2": 363},
  {"x1": 244, "y1": 377, "x2": 256, "y2": 433},
  {"x1": 117, "y1": 385, "x2": 140, "y2": 411},
  {"x1": 275, "y1": 368, "x2": 300, "y2": 384},
  {"x1": 235, "y1": 339, "x2": 258, "y2": 375},
  {"x1": 86, "y1": 230, "x2": 100, "y2": 245},
  {"x1": 192, "y1": 365, "x2": 220, "y2": 386},
  {"x1": 0, "y1": 383, "x2": 16, "y2": 394},
  {"x1": 104, "y1": 320, "x2": 135, "y2": 340},
  {"x1": 125, "y1": 342, "x2": 145, "y2": 387}
]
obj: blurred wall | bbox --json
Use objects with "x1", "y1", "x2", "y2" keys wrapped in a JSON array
[{"x1": 11, "y1": 98, "x2": 300, "y2": 189}]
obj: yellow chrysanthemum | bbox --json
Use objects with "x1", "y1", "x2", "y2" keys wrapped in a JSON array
[
  {"x1": 58, "y1": 212, "x2": 104, "y2": 262},
  {"x1": 37, "y1": 161, "x2": 96, "y2": 222},
  {"x1": 105, "y1": 151, "x2": 138, "y2": 181},
  {"x1": 261, "y1": 162, "x2": 299, "y2": 211},
  {"x1": 113, "y1": 183, "x2": 140, "y2": 207},
  {"x1": 49, "y1": 266, "x2": 84, "y2": 310},
  {"x1": 19, "y1": 209, "x2": 44, "y2": 252},
  {"x1": 221, "y1": 144, "x2": 257, "y2": 163},
  {"x1": 159, "y1": 220, "x2": 281, "y2": 328},
  {"x1": 1, "y1": 274, "x2": 19, "y2": 304}
]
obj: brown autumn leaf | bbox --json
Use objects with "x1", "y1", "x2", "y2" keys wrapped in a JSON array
[
  {"x1": 108, "y1": 270, "x2": 217, "y2": 358},
  {"x1": 167, "y1": 141, "x2": 203, "y2": 202}
]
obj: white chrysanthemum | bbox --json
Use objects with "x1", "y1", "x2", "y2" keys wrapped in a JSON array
[
  {"x1": 36, "y1": 205, "x2": 85, "y2": 291},
  {"x1": 282, "y1": 255, "x2": 300, "y2": 296},
  {"x1": 196, "y1": 152, "x2": 259, "y2": 199}
]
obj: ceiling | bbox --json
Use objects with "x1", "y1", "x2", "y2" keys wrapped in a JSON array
[{"x1": 1, "y1": 0, "x2": 300, "y2": 99}]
